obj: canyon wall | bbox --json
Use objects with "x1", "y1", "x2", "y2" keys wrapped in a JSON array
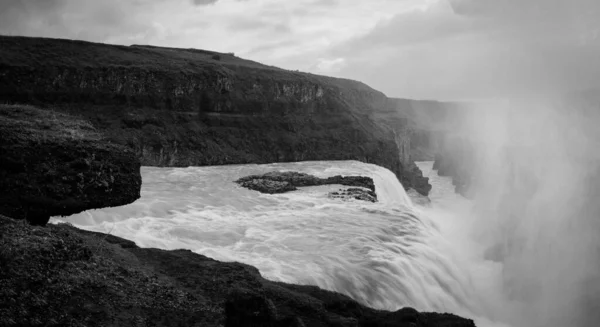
[
  {"x1": 390, "y1": 98, "x2": 479, "y2": 195},
  {"x1": 0, "y1": 36, "x2": 431, "y2": 194}
]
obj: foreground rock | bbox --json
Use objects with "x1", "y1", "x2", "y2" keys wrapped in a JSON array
[
  {"x1": 0, "y1": 35, "x2": 431, "y2": 195},
  {"x1": 236, "y1": 171, "x2": 377, "y2": 201},
  {"x1": 0, "y1": 215, "x2": 476, "y2": 327},
  {"x1": 0, "y1": 105, "x2": 141, "y2": 225}
]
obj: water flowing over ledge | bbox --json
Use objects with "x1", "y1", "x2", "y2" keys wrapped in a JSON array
[{"x1": 52, "y1": 160, "x2": 507, "y2": 326}]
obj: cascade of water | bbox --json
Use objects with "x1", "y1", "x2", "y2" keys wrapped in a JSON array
[{"x1": 51, "y1": 160, "x2": 507, "y2": 326}]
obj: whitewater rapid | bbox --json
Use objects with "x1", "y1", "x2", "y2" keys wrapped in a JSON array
[{"x1": 51, "y1": 160, "x2": 508, "y2": 326}]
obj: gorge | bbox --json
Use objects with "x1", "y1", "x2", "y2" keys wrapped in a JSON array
[
  {"x1": 3, "y1": 34, "x2": 599, "y2": 327},
  {"x1": 0, "y1": 35, "x2": 474, "y2": 326}
]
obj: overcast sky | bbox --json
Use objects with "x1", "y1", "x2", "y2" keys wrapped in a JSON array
[{"x1": 1, "y1": 0, "x2": 599, "y2": 100}]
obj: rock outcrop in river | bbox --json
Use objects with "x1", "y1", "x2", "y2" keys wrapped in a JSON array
[
  {"x1": 236, "y1": 171, "x2": 378, "y2": 202},
  {"x1": 0, "y1": 35, "x2": 431, "y2": 195}
]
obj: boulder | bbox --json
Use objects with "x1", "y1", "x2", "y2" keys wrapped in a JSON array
[
  {"x1": 0, "y1": 104, "x2": 141, "y2": 225},
  {"x1": 235, "y1": 171, "x2": 376, "y2": 198},
  {"x1": 237, "y1": 179, "x2": 296, "y2": 194}
]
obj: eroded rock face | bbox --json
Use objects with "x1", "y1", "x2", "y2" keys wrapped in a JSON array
[
  {"x1": 0, "y1": 105, "x2": 141, "y2": 225},
  {"x1": 0, "y1": 35, "x2": 431, "y2": 195},
  {"x1": 236, "y1": 178, "x2": 296, "y2": 194},
  {"x1": 236, "y1": 171, "x2": 377, "y2": 201}
]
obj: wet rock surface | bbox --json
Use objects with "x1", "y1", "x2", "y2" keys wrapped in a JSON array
[
  {"x1": 328, "y1": 188, "x2": 377, "y2": 203},
  {"x1": 0, "y1": 104, "x2": 141, "y2": 225},
  {"x1": 0, "y1": 215, "x2": 477, "y2": 327},
  {"x1": 236, "y1": 171, "x2": 377, "y2": 202}
]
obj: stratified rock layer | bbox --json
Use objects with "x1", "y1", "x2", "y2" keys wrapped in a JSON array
[
  {"x1": 0, "y1": 104, "x2": 141, "y2": 225},
  {"x1": 0, "y1": 35, "x2": 431, "y2": 195}
]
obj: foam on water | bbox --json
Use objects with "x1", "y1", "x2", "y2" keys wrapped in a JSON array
[{"x1": 51, "y1": 160, "x2": 508, "y2": 326}]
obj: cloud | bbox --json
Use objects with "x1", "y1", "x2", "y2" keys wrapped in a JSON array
[
  {"x1": 191, "y1": 0, "x2": 219, "y2": 5},
  {"x1": 314, "y1": 58, "x2": 346, "y2": 73},
  {"x1": 0, "y1": 0, "x2": 163, "y2": 42},
  {"x1": 2, "y1": 0, "x2": 596, "y2": 99},
  {"x1": 323, "y1": 0, "x2": 600, "y2": 100}
]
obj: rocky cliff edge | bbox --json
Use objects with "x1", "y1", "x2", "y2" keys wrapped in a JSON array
[{"x1": 0, "y1": 104, "x2": 141, "y2": 225}]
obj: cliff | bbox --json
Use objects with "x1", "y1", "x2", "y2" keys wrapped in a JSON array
[
  {"x1": 0, "y1": 104, "x2": 141, "y2": 225},
  {"x1": 0, "y1": 35, "x2": 431, "y2": 195},
  {"x1": 388, "y1": 98, "x2": 480, "y2": 195}
]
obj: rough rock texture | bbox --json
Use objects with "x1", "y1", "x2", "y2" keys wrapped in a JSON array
[
  {"x1": 0, "y1": 104, "x2": 141, "y2": 225},
  {"x1": 0, "y1": 215, "x2": 476, "y2": 326},
  {"x1": 328, "y1": 188, "x2": 377, "y2": 202},
  {"x1": 0, "y1": 35, "x2": 431, "y2": 195},
  {"x1": 236, "y1": 171, "x2": 375, "y2": 197}
]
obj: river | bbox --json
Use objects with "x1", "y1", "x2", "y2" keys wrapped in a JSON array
[{"x1": 51, "y1": 160, "x2": 511, "y2": 326}]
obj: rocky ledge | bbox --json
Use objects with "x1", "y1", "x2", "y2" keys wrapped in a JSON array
[
  {"x1": 236, "y1": 171, "x2": 377, "y2": 202},
  {"x1": 0, "y1": 104, "x2": 141, "y2": 225},
  {"x1": 0, "y1": 215, "x2": 476, "y2": 327}
]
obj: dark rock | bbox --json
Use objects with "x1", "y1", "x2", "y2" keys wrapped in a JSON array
[
  {"x1": 405, "y1": 163, "x2": 433, "y2": 196},
  {"x1": 236, "y1": 171, "x2": 377, "y2": 201},
  {"x1": 225, "y1": 288, "x2": 279, "y2": 326},
  {"x1": 0, "y1": 104, "x2": 141, "y2": 225},
  {"x1": 238, "y1": 179, "x2": 297, "y2": 194},
  {"x1": 0, "y1": 35, "x2": 431, "y2": 195},
  {"x1": 237, "y1": 171, "x2": 375, "y2": 192},
  {"x1": 0, "y1": 215, "x2": 477, "y2": 326},
  {"x1": 328, "y1": 188, "x2": 377, "y2": 203},
  {"x1": 324, "y1": 176, "x2": 375, "y2": 191}
]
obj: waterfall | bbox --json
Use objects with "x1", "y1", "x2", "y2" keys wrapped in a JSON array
[{"x1": 51, "y1": 160, "x2": 507, "y2": 326}]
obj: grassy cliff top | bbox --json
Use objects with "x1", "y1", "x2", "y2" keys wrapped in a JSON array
[{"x1": 0, "y1": 35, "x2": 379, "y2": 95}]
